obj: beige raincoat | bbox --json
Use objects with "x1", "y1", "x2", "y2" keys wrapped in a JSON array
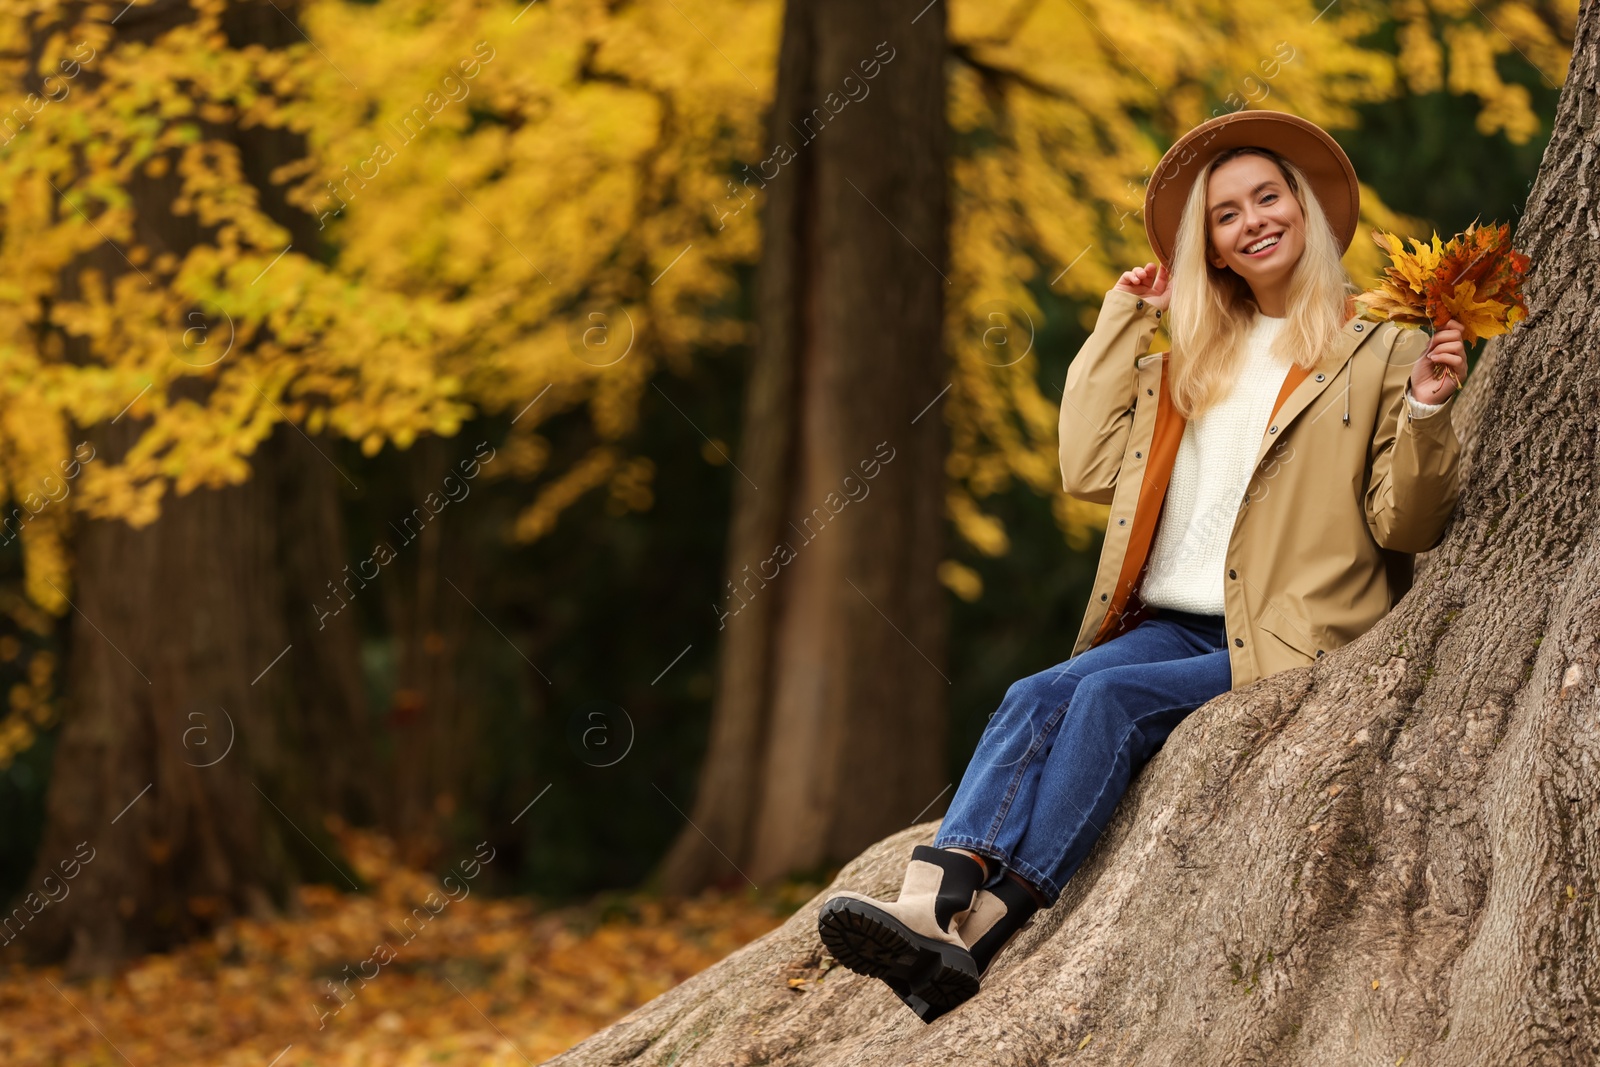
[{"x1": 1059, "y1": 287, "x2": 1462, "y2": 689}]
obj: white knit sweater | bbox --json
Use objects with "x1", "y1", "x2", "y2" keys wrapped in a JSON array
[
  {"x1": 1140, "y1": 313, "x2": 1293, "y2": 614},
  {"x1": 1139, "y1": 313, "x2": 1448, "y2": 615}
]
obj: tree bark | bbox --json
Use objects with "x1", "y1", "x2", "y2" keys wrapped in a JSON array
[
  {"x1": 657, "y1": 0, "x2": 951, "y2": 893},
  {"x1": 12, "y1": 0, "x2": 373, "y2": 973},
  {"x1": 558, "y1": 6, "x2": 1599, "y2": 1063}
]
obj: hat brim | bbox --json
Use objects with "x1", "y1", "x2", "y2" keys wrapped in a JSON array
[{"x1": 1143, "y1": 109, "x2": 1360, "y2": 268}]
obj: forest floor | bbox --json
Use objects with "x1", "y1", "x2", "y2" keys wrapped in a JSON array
[{"x1": 0, "y1": 825, "x2": 822, "y2": 1065}]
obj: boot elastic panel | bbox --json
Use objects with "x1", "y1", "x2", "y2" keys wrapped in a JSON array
[
  {"x1": 962, "y1": 874, "x2": 1040, "y2": 976},
  {"x1": 910, "y1": 845, "x2": 986, "y2": 935}
]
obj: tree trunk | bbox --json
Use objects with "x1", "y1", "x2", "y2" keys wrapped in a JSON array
[
  {"x1": 14, "y1": 0, "x2": 373, "y2": 973},
  {"x1": 555, "y1": 9, "x2": 1599, "y2": 1065},
  {"x1": 657, "y1": 0, "x2": 950, "y2": 893},
  {"x1": 23, "y1": 424, "x2": 286, "y2": 969},
  {"x1": 379, "y1": 434, "x2": 480, "y2": 873},
  {"x1": 265, "y1": 424, "x2": 377, "y2": 830}
]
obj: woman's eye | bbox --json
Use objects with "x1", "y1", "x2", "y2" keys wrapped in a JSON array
[{"x1": 1262, "y1": 193, "x2": 1278, "y2": 204}]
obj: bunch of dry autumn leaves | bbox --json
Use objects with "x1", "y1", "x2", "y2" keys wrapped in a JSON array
[{"x1": 1356, "y1": 219, "x2": 1532, "y2": 390}]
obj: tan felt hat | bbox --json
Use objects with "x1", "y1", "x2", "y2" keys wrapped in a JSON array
[{"x1": 1143, "y1": 109, "x2": 1360, "y2": 268}]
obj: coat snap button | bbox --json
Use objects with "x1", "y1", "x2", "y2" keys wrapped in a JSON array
[
  {"x1": 1134, "y1": 451, "x2": 1142, "y2": 458},
  {"x1": 1100, "y1": 593, "x2": 1109, "y2": 602},
  {"x1": 1117, "y1": 518, "x2": 1126, "y2": 526},
  {"x1": 1268, "y1": 425, "x2": 1277, "y2": 433},
  {"x1": 1233, "y1": 637, "x2": 1244, "y2": 647},
  {"x1": 1136, "y1": 299, "x2": 1145, "y2": 309},
  {"x1": 1146, "y1": 388, "x2": 1154, "y2": 396},
  {"x1": 1316, "y1": 649, "x2": 1324, "y2": 658},
  {"x1": 1315, "y1": 373, "x2": 1325, "y2": 382},
  {"x1": 1228, "y1": 569, "x2": 1237, "y2": 579},
  {"x1": 1354, "y1": 323, "x2": 1364, "y2": 332}
]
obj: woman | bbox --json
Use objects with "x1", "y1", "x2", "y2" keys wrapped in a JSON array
[{"x1": 816, "y1": 109, "x2": 1468, "y2": 1023}]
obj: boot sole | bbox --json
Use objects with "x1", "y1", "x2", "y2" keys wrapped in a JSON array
[
  {"x1": 886, "y1": 978, "x2": 953, "y2": 1024},
  {"x1": 890, "y1": 916, "x2": 1033, "y2": 1023},
  {"x1": 817, "y1": 897, "x2": 979, "y2": 1018}
]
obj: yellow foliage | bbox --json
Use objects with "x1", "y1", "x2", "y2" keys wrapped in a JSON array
[
  {"x1": 949, "y1": 489, "x2": 1010, "y2": 558},
  {"x1": 1396, "y1": 0, "x2": 1573, "y2": 139},
  {"x1": 0, "y1": 0, "x2": 777, "y2": 537},
  {"x1": 938, "y1": 558, "x2": 984, "y2": 602},
  {"x1": 512, "y1": 446, "x2": 619, "y2": 544},
  {"x1": 0, "y1": 0, "x2": 780, "y2": 765}
]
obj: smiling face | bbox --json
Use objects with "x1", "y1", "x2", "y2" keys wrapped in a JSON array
[{"x1": 1205, "y1": 152, "x2": 1306, "y2": 303}]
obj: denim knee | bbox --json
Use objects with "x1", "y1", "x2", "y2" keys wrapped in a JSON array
[
  {"x1": 981, "y1": 669, "x2": 1078, "y2": 746},
  {"x1": 1004, "y1": 665, "x2": 1079, "y2": 719},
  {"x1": 1062, "y1": 669, "x2": 1167, "y2": 764},
  {"x1": 1062, "y1": 670, "x2": 1139, "y2": 732}
]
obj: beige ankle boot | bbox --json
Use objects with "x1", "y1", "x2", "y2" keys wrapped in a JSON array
[
  {"x1": 890, "y1": 871, "x2": 1042, "y2": 1024},
  {"x1": 817, "y1": 845, "x2": 985, "y2": 1015}
]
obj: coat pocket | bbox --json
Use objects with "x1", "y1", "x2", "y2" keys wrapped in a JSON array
[{"x1": 1259, "y1": 607, "x2": 1325, "y2": 661}]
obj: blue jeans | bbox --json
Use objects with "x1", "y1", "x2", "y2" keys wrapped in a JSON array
[{"x1": 933, "y1": 608, "x2": 1231, "y2": 906}]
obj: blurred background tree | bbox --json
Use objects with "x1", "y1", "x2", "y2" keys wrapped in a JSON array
[{"x1": 0, "y1": 0, "x2": 1573, "y2": 968}]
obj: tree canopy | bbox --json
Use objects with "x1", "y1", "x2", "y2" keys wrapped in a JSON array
[{"x1": 0, "y1": 0, "x2": 1572, "y2": 763}]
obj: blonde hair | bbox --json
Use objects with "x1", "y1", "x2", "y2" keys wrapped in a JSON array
[{"x1": 1164, "y1": 147, "x2": 1354, "y2": 420}]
